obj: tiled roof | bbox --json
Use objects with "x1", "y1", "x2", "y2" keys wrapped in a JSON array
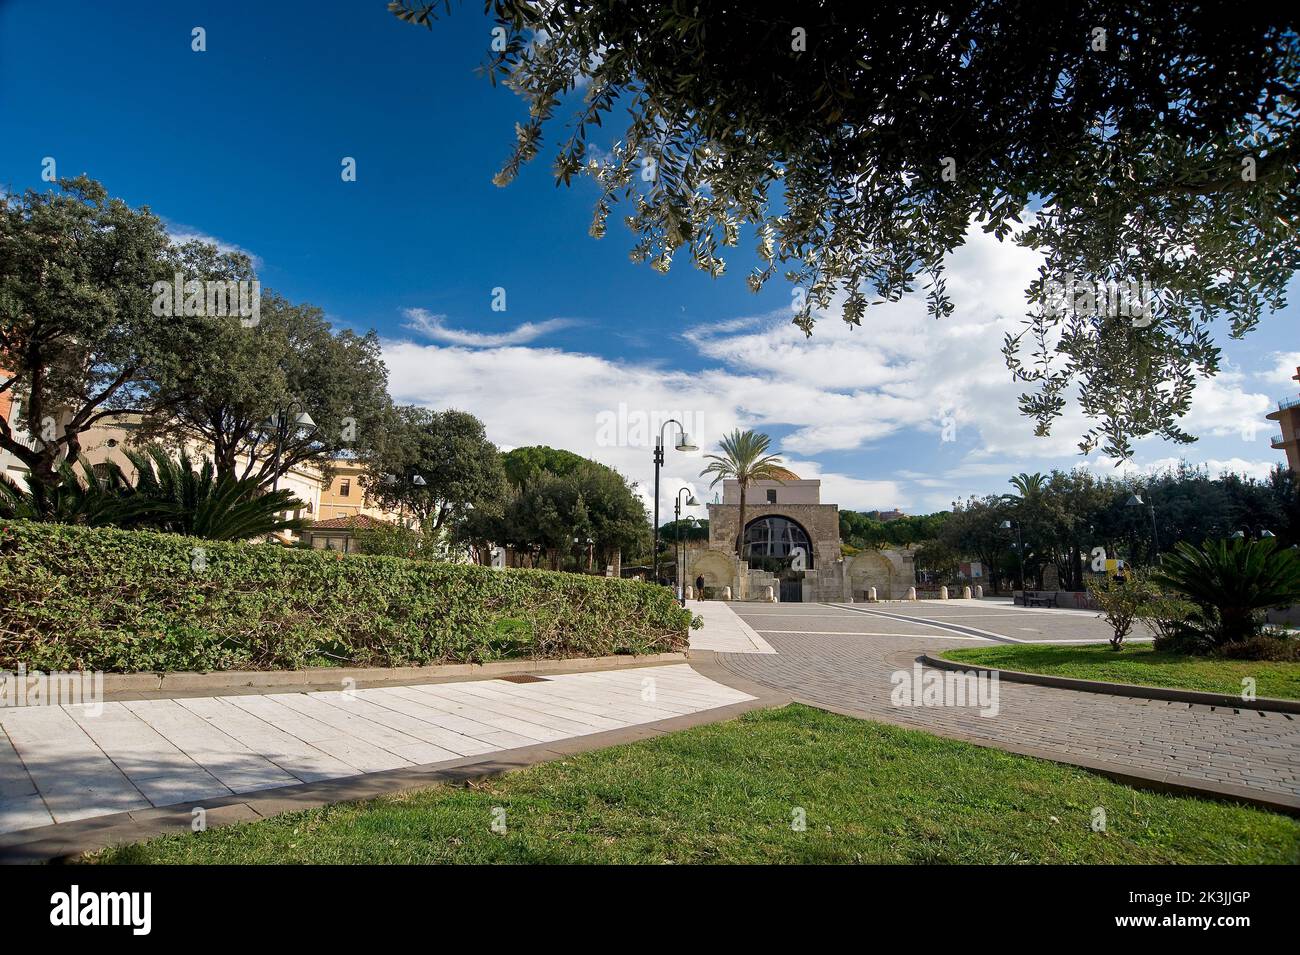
[{"x1": 307, "y1": 514, "x2": 391, "y2": 531}]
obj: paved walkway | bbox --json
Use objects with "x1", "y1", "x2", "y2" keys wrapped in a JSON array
[
  {"x1": 687, "y1": 600, "x2": 776, "y2": 654},
  {"x1": 716, "y1": 602, "x2": 1300, "y2": 804},
  {"x1": 0, "y1": 664, "x2": 753, "y2": 835}
]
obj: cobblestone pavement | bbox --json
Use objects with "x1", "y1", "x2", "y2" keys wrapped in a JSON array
[{"x1": 716, "y1": 602, "x2": 1300, "y2": 801}]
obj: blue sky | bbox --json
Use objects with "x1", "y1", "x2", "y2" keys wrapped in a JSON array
[{"x1": 2, "y1": 0, "x2": 1297, "y2": 522}]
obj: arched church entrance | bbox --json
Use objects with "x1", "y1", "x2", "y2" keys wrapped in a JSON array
[{"x1": 743, "y1": 515, "x2": 814, "y2": 603}]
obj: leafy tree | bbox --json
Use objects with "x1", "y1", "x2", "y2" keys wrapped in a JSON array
[
  {"x1": 939, "y1": 496, "x2": 1016, "y2": 593},
  {"x1": 467, "y1": 453, "x2": 649, "y2": 571},
  {"x1": 501, "y1": 445, "x2": 590, "y2": 488},
  {"x1": 364, "y1": 405, "x2": 506, "y2": 533},
  {"x1": 144, "y1": 277, "x2": 392, "y2": 490},
  {"x1": 1087, "y1": 567, "x2": 1154, "y2": 650},
  {"x1": 915, "y1": 539, "x2": 960, "y2": 581},
  {"x1": 393, "y1": 1, "x2": 1298, "y2": 457},
  {"x1": 0, "y1": 177, "x2": 175, "y2": 509},
  {"x1": 700, "y1": 429, "x2": 795, "y2": 559}
]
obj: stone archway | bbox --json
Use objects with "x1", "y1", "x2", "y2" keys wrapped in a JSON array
[
  {"x1": 847, "y1": 551, "x2": 895, "y2": 601},
  {"x1": 686, "y1": 549, "x2": 740, "y2": 597},
  {"x1": 742, "y1": 514, "x2": 815, "y2": 569}
]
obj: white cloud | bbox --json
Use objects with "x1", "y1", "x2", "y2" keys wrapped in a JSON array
[
  {"x1": 402, "y1": 309, "x2": 575, "y2": 347},
  {"x1": 165, "y1": 223, "x2": 263, "y2": 269},
  {"x1": 380, "y1": 220, "x2": 1288, "y2": 521},
  {"x1": 1099, "y1": 456, "x2": 1282, "y2": 483},
  {"x1": 1260, "y1": 351, "x2": 1300, "y2": 387}
]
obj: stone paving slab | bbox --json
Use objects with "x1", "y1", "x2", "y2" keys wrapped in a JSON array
[
  {"x1": 719, "y1": 603, "x2": 1300, "y2": 806},
  {"x1": 687, "y1": 600, "x2": 777, "y2": 653},
  {"x1": 0, "y1": 664, "x2": 753, "y2": 835}
]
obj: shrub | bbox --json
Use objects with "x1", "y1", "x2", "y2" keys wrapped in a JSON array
[
  {"x1": 0, "y1": 520, "x2": 690, "y2": 672},
  {"x1": 1137, "y1": 590, "x2": 1201, "y2": 653},
  {"x1": 353, "y1": 522, "x2": 439, "y2": 559},
  {"x1": 1214, "y1": 632, "x2": 1300, "y2": 662},
  {"x1": 1086, "y1": 568, "x2": 1153, "y2": 649}
]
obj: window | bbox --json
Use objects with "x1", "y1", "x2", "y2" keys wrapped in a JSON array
[
  {"x1": 339, "y1": 479, "x2": 350, "y2": 497},
  {"x1": 766, "y1": 489, "x2": 777, "y2": 504},
  {"x1": 743, "y1": 515, "x2": 813, "y2": 567}
]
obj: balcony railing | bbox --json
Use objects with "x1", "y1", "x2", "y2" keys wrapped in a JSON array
[
  {"x1": 1279, "y1": 395, "x2": 1300, "y2": 412},
  {"x1": 1272, "y1": 433, "x2": 1288, "y2": 448}
]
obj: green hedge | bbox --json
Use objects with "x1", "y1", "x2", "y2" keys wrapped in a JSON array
[{"x1": 0, "y1": 520, "x2": 690, "y2": 672}]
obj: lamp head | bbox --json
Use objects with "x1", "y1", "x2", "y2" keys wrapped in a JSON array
[
  {"x1": 1230, "y1": 530, "x2": 1246, "y2": 539},
  {"x1": 1125, "y1": 494, "x2": 1144, "y2": 507},
  {"x1": 999, "y1": 520, "x2": 1012, "y2": 530},
  {"x1": 675, "y1": 432, "x2": 698, "y2": 452},
  {"x1": 412, "y1": 474, "x2": 427, "y2": 487}
]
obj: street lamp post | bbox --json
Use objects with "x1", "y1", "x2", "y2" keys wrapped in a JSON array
[
  {"x1": 1000, "y1": 519, "x2": 1025, "y2": 596},
  {"x1": 268, "y1": 404, "x2": 317, "y2": 495},
  {"x1": 387, "y1": 472, "x2": 426, "y2": 529},
  {"x1": 674, "y1": 488, "x2": 699, "y2": 605},
  {"x1": 1125, "y1": 493, "x2": 1160, "y2": 556},
  {"x1": 652, "y1": 419, "x2": 697, "y2": 587}
]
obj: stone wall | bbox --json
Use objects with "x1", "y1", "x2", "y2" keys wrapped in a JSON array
[{"x1": 707, "y1": 501, "x2": 842, "y2": 572}]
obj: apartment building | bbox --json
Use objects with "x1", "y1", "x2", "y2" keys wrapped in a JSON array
[{"x1": 1267, "y1": 365, "x2": 1300, "y2": 473}]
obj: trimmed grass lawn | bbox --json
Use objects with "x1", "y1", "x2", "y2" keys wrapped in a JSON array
[
  {"x1": 942, "y1": 643, "x2": 1300, "y2": 701},
  {"x1": 90, "y1": 705, "x2": 1298, "y2": 865}
]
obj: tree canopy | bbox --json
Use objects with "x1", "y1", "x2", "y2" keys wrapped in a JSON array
[
  {"x1": 466, "y1": 444, "x2": 649, "y2": 570},
  {"x1": 393, "y1": 1, "x2": 1299, "y2": 458},
  {"x1": 0, "y1": 177, "x2": 176, "y2": 501},
  {"x1": 363, "y1": 405, "x2": 507, "y2": 531}
]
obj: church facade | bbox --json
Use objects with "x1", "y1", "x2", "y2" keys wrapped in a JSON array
[{"x1": 685, "y1": 476, "x2": 914, "y2": 602}]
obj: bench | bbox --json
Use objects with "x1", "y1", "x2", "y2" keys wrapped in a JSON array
[{"x1": 1024, "y1": 593, "x2": 1054, "y2": 608}]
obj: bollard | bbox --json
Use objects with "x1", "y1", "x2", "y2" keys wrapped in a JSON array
[
  {"x1": 975, "y1": 585, "x2": 983, "y2": 598},
  {"x1": 962, "y1": 586, "x2": 972, "y2": 599},
  {"x1": 723, "y1": 586, "x2": 732, "y2": 600},
  {"x1": 764, "y1": 585, "x2": 775, "y2": 602},
  {"x1": 907, "y1": 586, "x2": 917, "y2": 600},
  {"x1": 939, "y1": 586, "x2": 949, "y2": 599},
  {"x1": 868, "y1": 586, "x2": 877, "y2": 602},
  {"x1": 685, "y1": 585, "x2": 694, "y2": 601}
]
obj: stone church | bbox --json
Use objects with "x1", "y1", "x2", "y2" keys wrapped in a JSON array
[{"x1": 684, "y1": 476, "x2": 913, "y2": 602}]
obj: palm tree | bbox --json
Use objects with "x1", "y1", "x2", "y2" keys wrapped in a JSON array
[
  {"x1": 1152, "y1": 537, "x2": 1300, "y2": 648},
  {"x1": 0, "y1": 457, "x2": 160, "y2": 528},
  {"x1": 700, "y1": 429, "x2": 797, "y2": 560},
  {"x1": 1005, "y1": 471, "x2": 1046, "y2": 503},
  {"x1": 124, "y1": 445, "x2": 307, "y2": 541}
]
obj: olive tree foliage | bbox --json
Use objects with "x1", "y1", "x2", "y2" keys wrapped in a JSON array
[
  {"x1": 392, "y1": 1, "x2": 1300, "y2": 459},
  {"x1": 0, "y1": 177, "x2": 177, "y2": 506}
]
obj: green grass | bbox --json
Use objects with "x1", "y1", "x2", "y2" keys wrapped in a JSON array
[
  {"x1": 89, "y1": 705, "x2": 1298, "y2": 865},
  {"x1": 942, "y1": 643, "x2": 1300, "y2": 700}
]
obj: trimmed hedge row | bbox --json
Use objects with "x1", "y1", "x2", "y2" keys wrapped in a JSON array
[{"x1": 0, "y1": 520, "x2": 691, "y2": 672}]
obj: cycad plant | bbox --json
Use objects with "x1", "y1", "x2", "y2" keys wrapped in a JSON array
[
  {"x1": 1152, "y1": 537, "x2": 1300, "y2": 649},
  {"x1": 124, "y1": 445, "x2": 306, "y2": 541},
  {"x1": 700, "y1": 429, "x2": 797, "y2": 560},
  {"x1": 0, "y1": 457, "x2": 158, "y2": 528}
]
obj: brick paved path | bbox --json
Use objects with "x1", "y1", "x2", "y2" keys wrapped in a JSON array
[{"x1": 716, "y1": 603, "x2": 1300, "y2": 802}]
